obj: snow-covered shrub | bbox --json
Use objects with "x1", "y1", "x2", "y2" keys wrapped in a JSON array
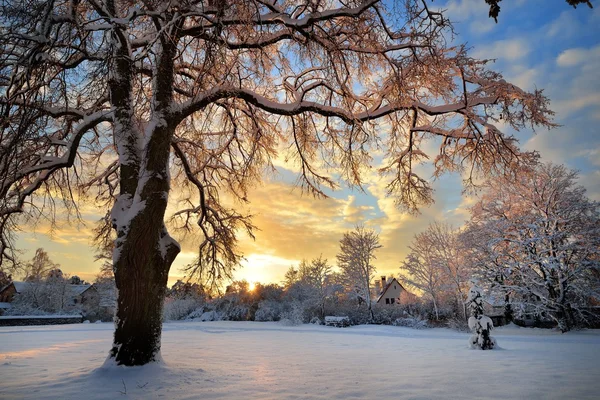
[
  {"x1": 393, "y1": 317, "x2": 429, "y2": 329},
  {"x1": 211, "y1": 293, "x2": 252, "y2": 321},
  {"x1": 255, "y1": 300, "x2": 283, "y2": 322},
  {"x1": 279, "y1": 302, "x2": 305, "y2": 326},
  {"x1": 446, "y1": 316, "x2": 469, "y2": 332},
  {"x1": 163, "y1": 297, "x2": 202, "y2": 321},
  {"x1": 322, "y1": 302, "x2": 370, "y2": 325},
  {"x1": 184, "y1": 307, "x2": 221, "y2": 321},
  {"x1": 467, "y1": 280, "x2": 496, "y2": 350},
  {"x1": 372, "y1": 304, "x2": 410, "y2": 325}
]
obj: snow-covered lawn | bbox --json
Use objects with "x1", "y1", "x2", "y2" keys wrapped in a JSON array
[{"x1": 1, "y1": 321, "x2": 598, "y2": 399}]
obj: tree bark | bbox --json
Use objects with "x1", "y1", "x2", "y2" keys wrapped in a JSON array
[{"x1": 110, "y1": 207, "x2": 180, "y2": 365}]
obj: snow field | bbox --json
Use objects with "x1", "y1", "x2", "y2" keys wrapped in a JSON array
[{"x1": 1, "y1": 321, "x2": 599, "y2": 399}]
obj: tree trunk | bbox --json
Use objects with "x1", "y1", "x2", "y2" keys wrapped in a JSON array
[
  {"x1": 108, "y1": 117, "x2": 180, "y2": 365},
  {"x1": 109, "y1": 214, "x2": 180, "y2": 365},
  {"x1": 432, "y1": 297, "x2": 440, "y2": 321},
  {"x1": 503, "y1": 292, "x2": 513, "y2": 323}
]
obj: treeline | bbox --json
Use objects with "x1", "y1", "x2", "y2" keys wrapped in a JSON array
[{"x1": 163, "y1": 257, "x2": 427, "y2": 329}]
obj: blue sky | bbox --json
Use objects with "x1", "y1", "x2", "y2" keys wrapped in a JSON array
[{"x1": 14, "y1": 0, "x2": 600, "y2": 286}]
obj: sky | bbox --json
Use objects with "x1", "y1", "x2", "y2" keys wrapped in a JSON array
[{"x1": 12, "y1": 0, "x2": 600, "y2": 288}]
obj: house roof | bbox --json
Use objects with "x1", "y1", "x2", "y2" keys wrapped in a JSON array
[
  {"x1": 1, "y1": 281, "x2": 94, "y2": 297},
  {"x1": 376, "y1": 278, "x2": 406, "y2": 303},
  {"x1": 12, "y1": 281, "x2": 33, "y2": 293},
  {"x1": 485, "y1": 296, "x2": 505, "y2": 307},
  {"x1": 69, "y1": 284, "x2": 94, "y2": 296}
]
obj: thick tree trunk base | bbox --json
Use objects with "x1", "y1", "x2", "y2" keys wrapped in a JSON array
[
  {"x1": 107, "y1": 225, "x2": 179, "y2": 366},
  {"x1": 109, "y1": 279, "x2": 167, "y2": 366}
]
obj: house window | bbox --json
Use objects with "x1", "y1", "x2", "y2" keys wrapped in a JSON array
[
  {"x1": 390, "y1": 298, "x2": 395, "y2": 304},
  {"x1": 385, "y1": 298, "x2": 390, "y2": 304},
  {"x1": 394, "y1": 285, "x2": 397, "y2": 289}
]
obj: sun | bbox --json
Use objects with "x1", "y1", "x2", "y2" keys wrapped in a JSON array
[{"x1": 248, "y1": 282, "x2": 256, "y2": 292}]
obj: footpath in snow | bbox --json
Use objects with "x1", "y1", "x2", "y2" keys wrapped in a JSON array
[{"x1": 1, "y1": 321, "x2": 599, "y2": 399}]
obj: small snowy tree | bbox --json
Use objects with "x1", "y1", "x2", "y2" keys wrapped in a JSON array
[
  {"x1": 467, "y1": 280, "x2": 496, "y2": 350},
  {"x1": 400, "y1": 222, "x2": 471, "y2": 320},
  {"x1": 337, "y1": 226, "x2": 381, "y2": 321},
  {"x1": 399, "y1": 228, "x2": 447, "y2": 320}
]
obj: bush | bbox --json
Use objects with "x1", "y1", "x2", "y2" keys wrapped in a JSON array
[
  {"x1": 393, "y1": 317, "x2": 429, "y2": 329},
  {"x1": 255, "y1": 300, "x2": 283, "y2": 322},
  {"x1": 189, "y1": 310, "x2": 221, "y2": 321},
  {"x1": 163, "y1": 297, "x2": 204, "y2": 321},
  {"x1": 446, "y1": 316, "x2": 470, "y2": 332},
  {"x1": 279, "y1": 302, "x2": 305, "y2": 326},
  {"x1": 372, "y1": 304, "x2": 410, "y2": 325}
]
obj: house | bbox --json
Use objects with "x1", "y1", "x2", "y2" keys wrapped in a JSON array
[
  {"x1": 69, "y1": 284, "x2": 98, "y2": 307},
  {"x1": 375, "y1": 276, "x2": 408, "y2": 305},
  {"x1": 0, "y1": 281, "x2": 31, "y2": 303},
  {"x1": 483, "y1": 296, "x2": 507, "y2": 327},
  {"x1": 0, "y1": 281, "x2": 99, "y2": 311}
]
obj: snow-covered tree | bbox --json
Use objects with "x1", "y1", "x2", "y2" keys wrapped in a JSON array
[
  {"x1": 44, "y1": 270, "x2": 72, "y2": 312},
  {"x1": 464, "y1": 163, "x2": 600, "y2": 331},
  {"x1": 467, "y1": 280, "x2": 496, "y2": 350},
  {"x1": 399, "y1": 224, "x2": 453, "y2": 320},
  {"x1": 23, "y1": 249, "x2": 60, "y2": 282},
  {"x1": 69, "y1": 275, "x2": 86, "y2": 285},
  {"x1": 404, "y1": 222, "x2": 471, "y2": 319},
  {"x1": 0, "y1": 0, "x2": 555, "y2": 365},
  {"x1": 338, "y1": 226, "x2": 381, "y2": 321},
  {"x1": 303, "y1": 256, "x2": 333, "y2": 319}
]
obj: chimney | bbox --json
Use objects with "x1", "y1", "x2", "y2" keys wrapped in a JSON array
[
  {"x1": 381, "y1": 276, "x2": 387, "y2": 287},
  {"x1": 375, "y1": 280, "x2": 381, "y2": 294}
]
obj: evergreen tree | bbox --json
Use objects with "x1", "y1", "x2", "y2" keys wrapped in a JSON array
[{"x1": 467, "y1": 280, "x2": 497, "y2": 350}]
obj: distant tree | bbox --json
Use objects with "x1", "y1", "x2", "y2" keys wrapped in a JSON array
[
  {"x1": 399, "y1": 229, "x2": 447, "y2": 320},
  {"x1": 169, "y1": 280, "x2": 207, "y2": 301},
  {"x1": 481, "y1": 0, "x2": 593, "y2": 22},
  {"x1": 419, "y1": 222, "x2": 470, "y2": 320},
  {"x1": 44, "y1": 270, "x2": 71, "y2": 312},
  {"x1": 305, "y1": 256, "x2": 333, "y2": 320},
  {"x1": 47, "y1": 268, "x2": 64, "y2": 280},
  {"x1": 284, "y1": 261, "x2": 317, "y2": 306},
  {"x1": 467, "y1": 280, "x2": 496, "y2": 350},
  {"x1": 283, "y1": 266, "x2": 301, "y2": 289},
  {"x1": 69, "y1": 276, "x2": 86, "y2": 285},
  {"x1": 0, "y1": 0, "x2": 556, "y2": 365},
  {"x1": 464, "y1": 163, "x2": 600, "y2": 331},
  {"x1": 338, "y1": 226, "x2": 381, "y2": 321},
  {"x1": 23, "y1": 249, "x2": 60, "y2": 282}
]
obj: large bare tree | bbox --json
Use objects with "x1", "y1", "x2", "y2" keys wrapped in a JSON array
[{"x1": 0, "y1": 0, "x2": 554, "y2": 365}]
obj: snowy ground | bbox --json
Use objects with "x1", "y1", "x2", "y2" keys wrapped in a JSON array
[{"x1": 1, "y1": 321, "x2": 599, "y2": 399}]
